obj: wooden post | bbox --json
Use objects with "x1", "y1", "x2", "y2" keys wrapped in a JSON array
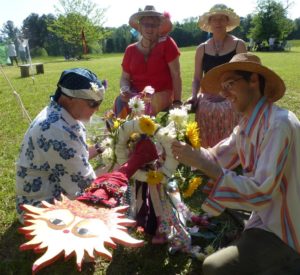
[
  {"x1": 36, "y1": 63, "x2": 44, "y2": 74},
  {"x1": 20, "y1": 65, "x2": 30, "y2": 77}
]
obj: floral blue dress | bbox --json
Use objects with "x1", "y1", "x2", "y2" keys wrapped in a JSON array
[{"x1": 16, "y1": 99, "x2": 95, "y2": 220}]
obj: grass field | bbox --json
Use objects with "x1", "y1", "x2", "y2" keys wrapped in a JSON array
[{"x1": 0, "y1": 41, "x2": 299, "y2": 275}]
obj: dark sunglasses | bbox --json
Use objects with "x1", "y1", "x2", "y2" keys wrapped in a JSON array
[{"x1": 86, "y1": 100, "x2": 102, "y2": 108}]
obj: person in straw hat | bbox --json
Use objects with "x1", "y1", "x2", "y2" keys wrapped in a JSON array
[
  {"x1": 173, "y1": 52, "x2": 300, "y2": 274},
  {"x1": 187, "y1": 4, "x2": 247, "y2": 148},
  {"x1": 113, "y1": 5, "x2": 182, "y2": 118}
]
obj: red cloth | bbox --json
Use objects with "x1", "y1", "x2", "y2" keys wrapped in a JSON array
[
  {"x1": 122, "y1": 36, "x2": 180, "y2": 93},
  {"x1": 77, "y1": 138, "x2": 158, "y2": 207}
]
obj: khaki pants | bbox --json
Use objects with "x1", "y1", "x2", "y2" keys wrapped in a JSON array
[{"x1": 203, "y1": 228, "x2": 300, "y2": 275}]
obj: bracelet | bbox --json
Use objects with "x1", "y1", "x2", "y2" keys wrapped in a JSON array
[
  {"x1": 94, "y1": 143, "x2": 103, "y2": 154},
  {"x1": 173, "y1": 100, "x2": 182, "y2": 105}
]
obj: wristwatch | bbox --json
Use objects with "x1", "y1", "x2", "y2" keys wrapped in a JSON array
[{"x1": 94, "y1": 143, "x2": 103, "y2": 154}]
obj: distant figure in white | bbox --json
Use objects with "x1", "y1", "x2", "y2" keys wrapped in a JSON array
[
  {"x1": 8, "y1": 42, "x2": 18, "y2": 66},
  {"x1": 18, "y1": 39, "x2": 28, "y2": 64}
]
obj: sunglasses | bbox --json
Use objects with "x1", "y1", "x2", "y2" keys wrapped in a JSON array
[{"x1": 86, "y1": 100, "x2": 102, "y2": 108}]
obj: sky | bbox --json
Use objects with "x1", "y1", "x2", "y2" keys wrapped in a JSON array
[{"x1": 0, "y1": 0, "x2": 299, "y2": 29}]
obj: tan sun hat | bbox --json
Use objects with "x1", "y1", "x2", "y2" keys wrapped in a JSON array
[
  {"x1": 129, "y1": 5, "x2": 172, "y2": 36},
  {"x1": 198, "y1": 4, "x2": 240, "y2": 32},
  {"x1": 201, "y1": 53, "x2": 286, "y2": 102}
]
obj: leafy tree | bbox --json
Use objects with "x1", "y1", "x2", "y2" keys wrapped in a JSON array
[
  {"x1": 22, "y1": 14, "x2": 58, "y2": 47},
  {"x1": 103, "y1": 25, "x2": 136, "y2": 53},
  {"x1": 249, "y1": 0, "x2": 294, "y2": 42},
  {"x1": 231, "y1": 15, "x2": 253, "y2": 42},
  {"x1": 48, "y1": 0, "x2": 110, "y2": 56},
  {"x1": 170, "y1": 18, "x2": 206, "y2": 47},
  {"x1": 287, "y1": 18, "x2": 300, "y2": 39},
  {"x1": 0, "y1": 21, "x2": 20, "y2": 43}
]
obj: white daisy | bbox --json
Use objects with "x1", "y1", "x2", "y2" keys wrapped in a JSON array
[
  {"x1": 101, "y1": 148, "x2": 114, "y2": 165},
  {"x1": 128, "y1": 96, "x2": 145, "y2": 114},
  {"x1": 90, "y1": 82, "x2": 100, "y2": 92},
  {"x1": 168, "y1": 107, "x2": 188, "y2": 129},
  {"x1": 100, "y1": 137, "x2": 113, "y2": 149},
  {"x1": 155, "y1": 122, "x2": 177, "y2": 144}
]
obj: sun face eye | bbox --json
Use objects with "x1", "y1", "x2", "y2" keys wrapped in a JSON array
[
  {"x1": 43, "y1": 209, "x2": 75, "y2": 229},
  {"x1": 77, "y1": 227, "x2": 89, "y2": 236},
  {"x1": 72, "y1": 219, "x2": 105, "y2": 238},
  {"x1": 49, "y1": 218, "x2": 66, "y2": 226}
]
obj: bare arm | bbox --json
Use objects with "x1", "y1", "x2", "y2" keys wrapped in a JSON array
[
  {"x1": 120, "y1": 70, "x2": 131, "y2": 91},
  {"x1": 168, "y1": 56, "x2": 182, "y2": 102},
  {"x1": 236, "y1": 39, "x2": 247, "y2": 54},
  {"x1": 88, "y1": 144, "x2": 103, "y2": 160},
  {"x1": 119, "y1": 70, "x2": 133, "y2": 102},
  {"x1": 192, "y1": 44, "x2": 205, "y2": 100}
]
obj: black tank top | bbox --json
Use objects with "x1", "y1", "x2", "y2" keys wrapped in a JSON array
[{"x1": 202, "y1": 41, "x2": 239, "y2": 73}]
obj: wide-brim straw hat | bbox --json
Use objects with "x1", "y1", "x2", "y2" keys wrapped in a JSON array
[
  {"x1": 198, "y1": 4, "x2": 240, "y2": 32},
  {"x1": 129, "y1": 5, "x2": 172, "y2": 36},
  {"x1": 201, "y1": 53, "x2": 285, "y2": 102}
]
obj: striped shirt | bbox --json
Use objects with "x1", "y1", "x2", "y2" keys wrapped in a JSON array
[{"x1": 202, "y1": 96, "x2": 300, "y2": 253}]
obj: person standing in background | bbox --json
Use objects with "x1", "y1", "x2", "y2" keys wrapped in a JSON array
[
  {"x1": 187, "y1": 4, "x2": 247, "y2": 148},
  {"x1": 8, "y1": 41, "x2": 18, "y2": 66},
  {"x1": 18, "y1": 38, "x2": 28, "y2": 64}
]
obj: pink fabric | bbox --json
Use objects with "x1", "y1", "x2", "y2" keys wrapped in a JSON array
[
  {"x1": 195, "y1": 94, "x2": 241, "y2": 148},
  {"x1": 122, "y1": 36, "x2": 180, "y2": 93}
]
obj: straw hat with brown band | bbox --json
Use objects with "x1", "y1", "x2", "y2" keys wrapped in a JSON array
[
  {"x1": 198, "y1": 4, "x2": 240, "y2": 33},
  {"x1": 129, "y1": 5, "x2": 173, "y2": 36},
  {"x1": 201, "y1": 53, "x2": 286, "y2": 102}
]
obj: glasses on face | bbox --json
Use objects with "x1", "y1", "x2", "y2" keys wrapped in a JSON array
[
  {"x1": 210, "y1": 15, "x2": 228, "y2": 24},
  {"x1": 221, "y1": 77, "x2": 244, "y2": 93},
  {"x1": 86, "y1": 100, "x2": 101, "y2": 108},
  {"x1": 140, "y1": 22, "x2": 160, "y2": 29}
]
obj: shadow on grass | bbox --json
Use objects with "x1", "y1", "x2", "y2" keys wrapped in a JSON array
[
  {"x1": 106, "y1": 239, "x2": 203, "y2": 275},
  {"x1": 0, "y1": 220, "x2": 203, "y2": 275}
]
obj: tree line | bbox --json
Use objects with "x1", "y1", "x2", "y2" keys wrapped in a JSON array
[{"x1": 0, "y1": 0, "x2": 299, "y2": 58}]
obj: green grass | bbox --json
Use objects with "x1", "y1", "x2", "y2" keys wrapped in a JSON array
[{"x1": 0, "y1": 42, "x2": 300, "y2": 274}]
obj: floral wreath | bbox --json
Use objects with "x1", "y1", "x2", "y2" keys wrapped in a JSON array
[
  {"x1": 98, "y1": 94, "x2": 201, "y2": 194},
  {"x1": 114, "y1": 116, "x2": 179, "y2": 183}
]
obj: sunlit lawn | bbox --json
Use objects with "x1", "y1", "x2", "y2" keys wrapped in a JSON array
[{"x1": 0, "y1": 41, "x2": 299, "y2": 274}]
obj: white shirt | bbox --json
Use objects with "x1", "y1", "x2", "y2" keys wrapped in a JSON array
[{"x1": 8, "y1": 43, "x2": 17, "y2": 56}]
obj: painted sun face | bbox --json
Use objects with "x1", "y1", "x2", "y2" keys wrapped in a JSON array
[{"x1": 19, "y1": 195, "x2": 143, "y2": 274}]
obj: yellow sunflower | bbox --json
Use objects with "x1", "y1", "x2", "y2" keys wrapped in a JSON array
[
  {"x1": 185, "y1": 122, "x2": 201, "y2": 149},
  {"x1": 147, "y1": 170, "x2": 164, "y2": 185},
  {"x1": 183, "y1": 177, "x2": 202, "y2": 198},
  {"x1": 113, "y1": 120, "x2": 120, "y2": 129},
  {"x1": 139, "y1": 116, "x2": 156, "y2": 136}
]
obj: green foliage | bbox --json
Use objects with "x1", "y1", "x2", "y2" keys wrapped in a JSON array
[
  {"x1": 0, "y1": 45, "x2": 300, "y2": 274},
  {"x1": 250, "y1": 0, "x2": 294, "y2": 41},
  {"x1": 0, "y1": 20, "x2": 19, "y2": 43},
  {"x1": 48, "y1": 0, "x2": 110, "y2": 57},
  {"x1": 103, "y1": 25, "x2": 135, "y2": 53},
  {"x1": 54, "y1": 0, "x2": 106, "y2": 26},
  {"x1": 30, "y1": 47, "x2": 48, "y2": 57},
  {"x1": 288, "y1": 18, "x2": 300, "y2": 39}
]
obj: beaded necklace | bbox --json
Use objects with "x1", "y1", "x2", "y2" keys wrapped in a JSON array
[{"x1": 212, "y1": 35, "x2": 228, "y2": 56}]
